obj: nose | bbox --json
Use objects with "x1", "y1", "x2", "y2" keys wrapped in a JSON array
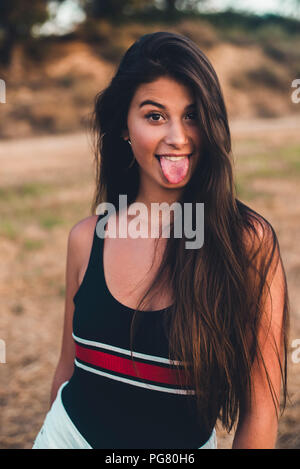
[{"x1": 163, "y1": 120, "x2": 189, "y2": 147}]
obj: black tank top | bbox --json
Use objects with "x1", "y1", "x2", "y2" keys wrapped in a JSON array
[{"x1": 61, "y1": 213, "x2": 211, "y2": 448}]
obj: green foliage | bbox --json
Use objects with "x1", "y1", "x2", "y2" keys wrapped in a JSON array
[
  {"x1": 78, "y1": 0, "x2": 153, "y2": 22},
  {"x1": 0, "y1": 0, "x2": 49, "y2": 36},
  {"x1": 0, "y1": 0, "x2": 65, "y2": 64},
  {"x1": 0, "y1": 220, "x2": 18, "y2": 240},
  {"x1": 23, "y1": 238, "x2": 44, "y2": 251},
  {"x1": 39, "y1": 214, "x2": 64, "y2": 230}
]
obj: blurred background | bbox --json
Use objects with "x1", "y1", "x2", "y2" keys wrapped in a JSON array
[{"x1": 0, "y1": 0, "x2": 300, "y2": 449}]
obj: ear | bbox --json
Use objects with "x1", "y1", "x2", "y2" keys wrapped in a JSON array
[{"x1": 121, "y1": 129, "x2": 129, "y2": 140}]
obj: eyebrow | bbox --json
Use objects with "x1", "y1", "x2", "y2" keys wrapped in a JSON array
[{"x1": 139, "y1": 99, "x2": 196, "y2": 110}]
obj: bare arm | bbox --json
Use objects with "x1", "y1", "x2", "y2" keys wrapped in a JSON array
[
  {"x1": 49, "y1": 226, "x2": 78, "y2": 407},
  {"x1": 49, "y1": 216, "x2": 98, "y2": 407},
  {"x1": 232, "y1": 227, "x2": 287, "y2": 448}
]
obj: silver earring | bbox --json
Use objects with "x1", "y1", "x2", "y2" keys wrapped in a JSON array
[{"x1": 127, "y1": 139, "x2": 132, "y2": 146}]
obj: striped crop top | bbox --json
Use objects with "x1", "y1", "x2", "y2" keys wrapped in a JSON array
[{"x1": 61, "y1": 213, "x2": 212, "y2": 448}]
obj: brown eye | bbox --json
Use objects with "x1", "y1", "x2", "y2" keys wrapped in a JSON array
[
  {"x1": 186, "y1": 112, "x2": 197, "y2": 120},
  {"x1": 145, "y1": 112, "x2": 197, "y2": 122},
  {"x1": 145, "y1": 113, "x2": 162, "y2": 122}
]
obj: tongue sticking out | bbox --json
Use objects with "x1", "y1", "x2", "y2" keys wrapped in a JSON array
[{"x1": 158, "y1": 156, "x2": 190, "y2": 184}]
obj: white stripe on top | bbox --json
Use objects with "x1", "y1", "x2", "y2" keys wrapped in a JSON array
[
  {"x1": 72, "y1": 332, "x2": 182, "y2": 366},
  {"x1": 74, "y1": 359, "x2": 195, "y2": 395}
]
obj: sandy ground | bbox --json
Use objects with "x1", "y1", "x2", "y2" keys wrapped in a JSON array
[{"x1": 0, "y1": 117, "x2": 299, "y2": 449}]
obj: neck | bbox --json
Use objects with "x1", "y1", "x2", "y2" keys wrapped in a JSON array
[
  {"x1": 135, "y1": 178, "x2": 183, "y2": 211},
  {"x1": 131, "y1": 188, "x2": 182, "y2": 237}
]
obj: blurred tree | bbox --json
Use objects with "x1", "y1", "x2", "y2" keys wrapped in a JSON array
[
  {"x1": 292, "y1": 0, "x2": 300, "y2": 15},
  {"x1": 77, "y1": 0, "x2": 208, "y2": 23},
  {"x1": 0, "y1": 0, "x2": 64, "y2": 65},
  {"x1": 165, "y1": 0, "x2": 176, "y2": 12},
  {"x1": 78, "y1": 0, "x2": 153, "y2": 20},
  {"x1": 164, "y1": 0, "x2": 203, "y2": 13}
]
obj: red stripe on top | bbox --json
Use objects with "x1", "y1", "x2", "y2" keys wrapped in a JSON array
[{"x1": 75, "y1": 343, "x2": 190, "y2": 387}]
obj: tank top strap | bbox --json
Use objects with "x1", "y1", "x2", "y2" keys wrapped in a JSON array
[
  {"x1": 73, "y1": 212, "x2": 109, "y2": 304},
  {"x1": 87, "y1": 212, "x2": 107, "y2": 271}
]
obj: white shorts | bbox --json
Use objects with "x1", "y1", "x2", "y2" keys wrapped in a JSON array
[
  {"x1": 32, "y1": 381, "x2": 217, "y2": 449},
  {"x1": 200, "y1": 428, "x2": 217, "y2": 449},
  {"x1": 32, "y1": 381, "x2": 92, "y2": 449}
]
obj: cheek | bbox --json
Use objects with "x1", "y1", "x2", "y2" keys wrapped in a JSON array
[
  {"x1": 192, "y1": 127, "x2": 202, "y2": 145},
  {"x1": 134, "y1": 126, "x2": 159, "y2": 155}
]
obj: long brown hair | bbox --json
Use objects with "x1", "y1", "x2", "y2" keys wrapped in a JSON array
[{"x1": 89, "y1": 32, "x2": 289, "y2": 435}]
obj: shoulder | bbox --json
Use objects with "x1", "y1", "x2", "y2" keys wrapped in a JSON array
[
  {"x1": 238, "y1": 203, "x2": 283, "y2": 284},
  {"x1": 240, "y1": 205, "x2": 277, "y2": 256},
  {"x1": 69, "y1": 214, "x2": 99, "y2": 245},
  {"x1": 240, "y1": 208, "x2": 284, "y2": 293},
  {"x1": 239, "y1": 207, "x2": 287, "y2": 336},
  {"x1": 67, "y1": 215, "x2": 99, "y2": 268}
]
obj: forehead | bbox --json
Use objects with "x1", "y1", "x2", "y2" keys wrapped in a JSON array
[{"x1": 131, "y1": 76, "x2": 194, "y2": 106}]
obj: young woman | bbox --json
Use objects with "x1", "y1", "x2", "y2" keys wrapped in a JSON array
[{"x1": 32, "y1": 31, "x2": 289, "y2": 449}]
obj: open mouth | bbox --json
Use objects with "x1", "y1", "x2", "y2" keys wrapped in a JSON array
[{"x1": 154, "y1": 153, "x2": 193, "y2": 184}]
